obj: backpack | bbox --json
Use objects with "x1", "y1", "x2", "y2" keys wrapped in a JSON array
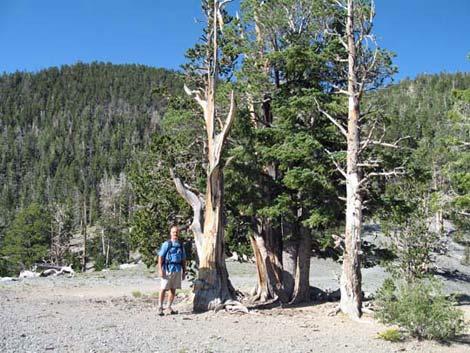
[{"x1": 163, "y1": 240, "x2": 184, "y2": 271}]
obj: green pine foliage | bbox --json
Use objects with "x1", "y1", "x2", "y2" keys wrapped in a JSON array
[
  {"x1": 224, "y1": 0, "x2": 348, "y2": 255},
  {"x1": 128, "y1": 96, "x2": 200, "y2": 266},
  {"x1": 0, "y1": 203, "x2": 52, "y2": 276}
]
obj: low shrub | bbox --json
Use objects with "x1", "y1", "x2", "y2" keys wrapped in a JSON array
[
  {"x1": 132, "y1": 291, "x2": 142, "y2": 298},
  {"x1": 377, "y1": 328, "x2": 403, "y2": 342},
  {"x1": 375, "y1": 279, "x2": 466, "y2": 340}
]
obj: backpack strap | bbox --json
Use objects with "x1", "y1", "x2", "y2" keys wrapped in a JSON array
[{"x1": 162, "y1": 240, "x2": 173, "y2": 271}]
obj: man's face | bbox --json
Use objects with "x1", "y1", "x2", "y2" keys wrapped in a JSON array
[{"x1": 170, "y1": 227, "x2": 179, "y2": 241}]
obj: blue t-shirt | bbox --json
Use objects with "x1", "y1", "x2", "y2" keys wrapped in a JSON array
[{"x1": 158, "y1": 240, "x2": 186, "y2": 273}]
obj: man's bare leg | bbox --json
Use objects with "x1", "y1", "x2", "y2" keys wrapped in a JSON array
[
  {"x1": 158, "y1": 289, "x2": 166, "y2": 315},
  {"x1": 169, "y1": 288, "x2": 177, "y2": 313}
]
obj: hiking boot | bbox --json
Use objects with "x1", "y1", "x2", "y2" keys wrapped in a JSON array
[
  {"x1": 158, "y1": 307, "x2": 164, "y2": 316},
  {"x1": 169, "y1": 308, "x2": 178, "y2": 315}
]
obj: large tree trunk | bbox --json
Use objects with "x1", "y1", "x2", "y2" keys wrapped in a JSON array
[
  {"x1": 340, "y1": 0, "x2": 363, "y2": 320},
  {"x1": 173, "y1": 0, "x2": 237, "y2": 313},
  {"x1": 250, "y1": 162, "x2": 290, "y2": 303},
  {"x1": 282, "y1": 238, "x2": 298, "y2": 300},
  {"x1": 282, "y1": 224, "x2": 311, "y2": 304},
  {"x1": 340, "y1": 172, "x2": 363, "y2": 318},
  {"x1": 193, "y1": 166, "x2": 235, "y2": 311},
  {"x1": 243, "y1": 4, "x2": 293, "y2": 304},
  {"x1": 250, "y1": 222, "x2": 287, "y2": 303},
  {"x1": 291, "y1": 226, "x2": 311, "y2": 304}
]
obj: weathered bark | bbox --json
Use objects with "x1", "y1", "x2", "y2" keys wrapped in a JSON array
[
  {"x1": 170, "y1": 168, "x2": 205, "y2": 258},
  {"x1": 291, "y1": 226, "x2": 311, "y2": 304},
  {"x1": 172, "y1": 0, "x2": 237, "y2": 312},
  {"x1": 282, "y1": 238, "x2": 298, "y2": 299},
  {"x1": 193, "y1": 166, "x2": 235, "y2": 311},
  {"x1": 340, "y1": 172, "x2": 363, "y2": 318},
  {"x1": 251, "y1": 220, "x2": 288, "y2": 303},
  {"x1": 282, "y1": 225, "x2": 311, "y2": 304},
  {"x1": 340, "y1": 0, "x2": 363, "y2": 319},
  {"x1": 250, "y1": 235, "x2": 269, "y2": 301}
]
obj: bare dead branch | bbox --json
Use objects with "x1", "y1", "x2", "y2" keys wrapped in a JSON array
[
  {"x1": 359, "y1": 167, "x2": 405, "y2": 186},
  {"x1": 184, "y1": 85, "x2": 207, "y2": 112},
  {"x1": 219, "y1": 0, "x2": 234, "y2": 9},
  {"x1": 334, "y1": 0, "x2": 347, "y2": 10},
  {"x1": 332, "y1": 234, "x2": 345, "y2": 250},
  {"x1": 224, "y1": 155, "x2": 236, "y2": 169},
  {"x1": 362, "y1": 136, "x2": 412, "y2": 150},
  {"x1": 169, "y1": 168, "x2": 204, "y2": 255},
  {"x1": 221, "y1": 90, "x2": 237, "y2": 143},
  {"x1": 357, "y1": 159, "x2": 381, "y2": 168},
  {"x1": 325, "y1": 148, "x2": 347, "y2": 179},
  {"x1": 314, "y1": 98, "x2": 348, "y2": 138},
  {"x1": 359, "y1": 118, "x2": 379, "y2": 153}
]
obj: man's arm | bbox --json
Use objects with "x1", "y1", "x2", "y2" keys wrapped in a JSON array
[
  {"x1": 158, "y1": 255, "x2": 165, "y2": 278},
  {"x1": 182, "y1": 246, "x2": 187, "y2": 277},
  {"x1": 182, "y1": 259, "x2": 187, "y2": 278},
  {"x1": 157, "y1": 242, "x2": 168, "y2": 278}
]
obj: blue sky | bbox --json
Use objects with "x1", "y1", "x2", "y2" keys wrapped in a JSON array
[{"x1": 0, "y1": 0, "x2": 469, "y2": 80}]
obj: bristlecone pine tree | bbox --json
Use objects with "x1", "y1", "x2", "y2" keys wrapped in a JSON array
[
  {"x1": 319, "y1": 0, "x2": 397, "y2": 319},
  {"x1": 170, "y1": 0, "x2": 239, "y2": 312}
]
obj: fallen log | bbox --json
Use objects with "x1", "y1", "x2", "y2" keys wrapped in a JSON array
[{"x1": 35, "y1": 263, "x2": 75, "y2": 277}]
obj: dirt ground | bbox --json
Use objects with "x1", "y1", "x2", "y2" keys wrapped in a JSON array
[{"x1": 1, "y1": 260, "x2": 469, "y2": 353}]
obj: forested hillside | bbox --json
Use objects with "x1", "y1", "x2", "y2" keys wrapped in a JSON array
[
  {"x1": 0, "y1": 62, "x2": 183, "y2": 274},
  {"x1": 375, "y1": 73, "x2": 470, "y2": 236},
  {"x1": 377, "y1": 72, "x2": 470, "y2": 143},
  {"x1": 0, "y1": 62, "x2": 181, "y2": 218},
  {"x1": 0, "y1": 63, "x2": 468, "y2": 279}
]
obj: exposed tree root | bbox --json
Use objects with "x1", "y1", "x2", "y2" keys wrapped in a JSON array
[
  {"x1": 214, "y1": 299, "x2": 249, "y2": 314},
  {"x1": 328, "y1": 304, "x2": 374, "y2": 324},
  {"x1": 328, "y1": 305, "x2": 341, "y2": 317},
  {"x1": 247, "y1": 297, "x2": 281, "y2": 310}
]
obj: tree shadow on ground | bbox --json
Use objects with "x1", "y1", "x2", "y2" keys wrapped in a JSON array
[
  {"x1": 449, "y1": 334, "x2": 470, "y2": 346},
  {"x1": 438, "y1": 334, "x2": 470, "y2": 347},
  {"x1": 433, "y1": 268, "x2": 470, "y2": 284},
  {"x1": 246, "y1": 286, "x2": 342, "y2": 311},
  {"x1": 362, "y1": 240, "x2": 396, "y2": 268},
  {"x1": 453, "y1": 293, "x2": 470, "y2": 306}
]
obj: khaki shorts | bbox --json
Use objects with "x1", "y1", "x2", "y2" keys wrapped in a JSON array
[{"x1": 160, "y1": 272, "x2": 182, "y2": 290}]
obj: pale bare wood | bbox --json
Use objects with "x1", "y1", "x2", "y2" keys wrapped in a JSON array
[
  {"x1": 325, "y1": 148, "x2": 347, "y2": 178},
  {"x1": 314, "y1": 98, "x2": 348, "y2": 137},
  {"x1": 177, "y1": 0, "x2": 240, "y2": 312},
  {"x1": 340, "y1": 0, "x2": 363, "y2": 321},
  {"x1": 359, "y1": 167, "x2": 406, "y2": 186},
  {"x1": 169, "y1": 168, "x2": 205, "y2": 257}
]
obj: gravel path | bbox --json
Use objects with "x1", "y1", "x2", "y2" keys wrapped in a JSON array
[{"x1": 1, "y1": 257, "x2": 469, "y2": 353}]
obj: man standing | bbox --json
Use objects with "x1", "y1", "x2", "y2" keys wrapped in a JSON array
[{"x1": 157, "y1": 225, "x2": 186, "y2": 316}]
